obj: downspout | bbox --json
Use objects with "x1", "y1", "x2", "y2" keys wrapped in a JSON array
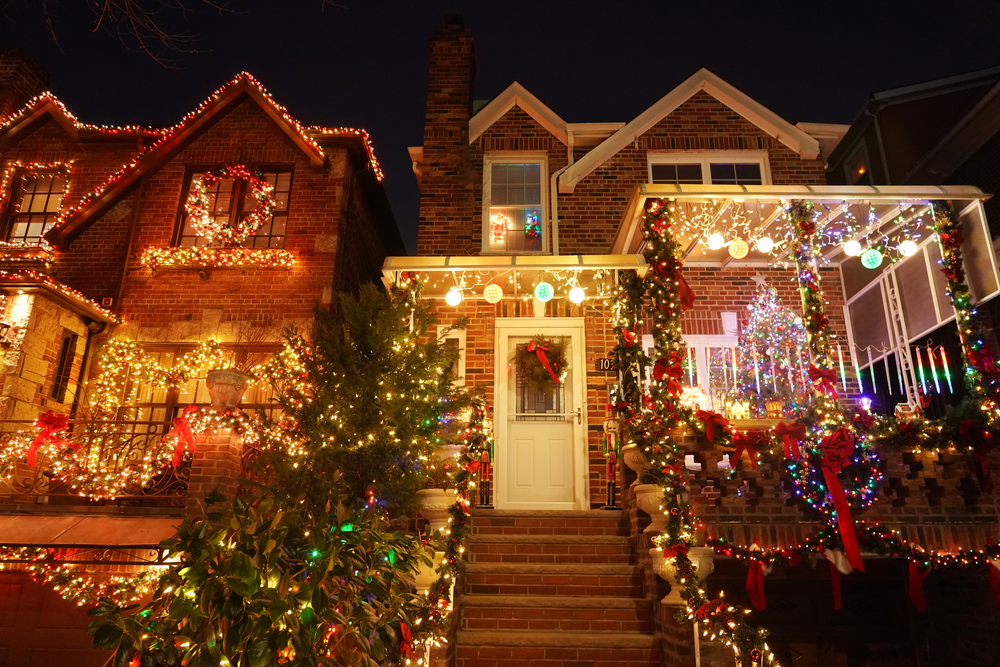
[
  {"x1": 115, "y1": 176, "x2": 145, "y2": 312},
  {"x1": 865, "y1": 106, "x2": 892, "y2": 185}
]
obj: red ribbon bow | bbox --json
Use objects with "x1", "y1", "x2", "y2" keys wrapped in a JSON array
[
  {"x1": 808, "y1": 365, "x2": 839, "y2": 400},
  {"x1": 746, "y1": 560, "x2": 767, "y2": 610},
  {"x1": 696, "y1": 410, "x2": 730, "y2": 444},
  {"x1": 653, "y1": 353, "x2": 684, "y2": 396},
  {"x1": 663, "y1": 543, "x2": 689, "y2": 559},
  {"x1": 27, "y1": 410, "x2": 75, "y2": 467},
  {"x1": 773, "y1": 422, "x2": 806, "y2": 460},
  {"x1": 621, "y1": 329, "x2": 636, "y2": 346},
  {"x1": 819, "y1": 427, "x2": 865, "y2": 573},
  {"x1": 168, "y1": 405, "x2": 198, "y2": 468},
  {"x1": 694, "y1": 598, "x2": 724, "y2": 621},
  {"x1": 898, "y1": 421, "x2": 918, "y2": 448},
  {"x1": 400, "y1": 622, "x2": 413, "y2": 659},
  {"x1": 465, "y1": 460, "x2": 482, "y2": 474},
  {"x1": 852, "y1": 412, "x2": 875, "y2": 430},
  {"x1": 959, "y1": 419, "x2": 994, "y2": 494},
  {"x1": 677, "y1": 270, "x2": 696, "y2": 311},
  {"x1": 526, "y1": 339, "x2": 560, "y2": 385},
  {"x1": 730, "y1": 430, "x2": 764, "y2": 470},
  {"x1": 908, "y1": 561, "x2": 930, "y2": 611}
]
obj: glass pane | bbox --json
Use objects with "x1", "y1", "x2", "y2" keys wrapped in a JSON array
[
  {"x1": 514, "y1": 339, "x2": 568, "y2": 422},
  {"x1": 650, "y1": 163, "x2": 703, "y2": 184},
  {"x1": 488, "y1": 206, "x2": 542, "y2": 252}
]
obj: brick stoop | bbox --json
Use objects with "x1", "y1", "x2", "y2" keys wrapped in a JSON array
[{"x1": 455, "y1": 510, "x2": 661, "y2": 667}]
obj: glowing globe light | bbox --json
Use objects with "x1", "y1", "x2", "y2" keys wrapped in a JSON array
[
  {"x1": 843, "y1": 239, "x2": 863, "y2": 257},
  {"x1": 728, "y1": 238, "x2": 749, "y2": 259},
  {"x1": 756, "y1": 236, "x2": 774, "y2": 253},
  {"x1": 446, "y1": 287, "x2": 463, "y2": 306},
  {"x1": 707, "y1": 233, "x2": 725, "y2": 250},
  {"x1": 860, "y1": 248, "x2": 883, "y2": 269},
  {"x1": 483, "y1": 283, "x2": 503, "y2": 304},
  {"x1": 534, "y1": 282, "x2": 554, "y2": 302},
  {"x1": 569, "y1": 286, "x2": 585, "y2": 304},
  {"x1": 899, "y1": 239, "x2": 918, "y2": 257}
]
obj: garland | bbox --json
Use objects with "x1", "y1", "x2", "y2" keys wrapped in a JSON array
[
  {"x1": 140, "y1": 246, "x2": 293, "y2": 270},
  {"x1": 513, "y1": 336, "x2": 568, "y2": 391},
  {"x1": 185, "y1": 165, "x2": 275, "y2": 245}
]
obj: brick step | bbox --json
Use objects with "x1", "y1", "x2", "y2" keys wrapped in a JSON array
[
  {"x1": 464, "y1": 563, "x2": 642, "y2": 597},
  {"x1": 461, "y1": 594, "x2": 653, "y2": 633},
  {"x1": 471, "y1": 509, "x2": 626, "y2": 537},
  {"x1": 467, "y1": 534, "x2": 633, "y2": 564},
  {"x1": 455, "y1": 630, "x2": 660, "y2": 667}
]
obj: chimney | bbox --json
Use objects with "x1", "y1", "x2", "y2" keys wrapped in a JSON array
[
  {"x1": 416, "y1": 14, "x2": 477, "y2": 256},
  {"x1": 0, "y1": 49, "x2": 49, "y2": 119}
]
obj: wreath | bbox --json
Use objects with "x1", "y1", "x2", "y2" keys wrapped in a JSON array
[
  {"x1": 514, "y1": 336, "x2": 568, "y2": 391},
  {"x1": 185, "y1": 165, "x2": 276, "y2": 245}
]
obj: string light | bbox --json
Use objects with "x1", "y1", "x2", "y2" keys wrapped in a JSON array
[
  {"x1": 141, "y1": 247, "x2": 293, "y2": 269},
  {"x1": 482, "y1": 283, "x2": 503, "y2": 304},
  {"x1": 445, "y1": 287, "x2": 462, "y2": 307},
  {"x1": 568, "y1": 285, "x2": 585, "y2": 304}
]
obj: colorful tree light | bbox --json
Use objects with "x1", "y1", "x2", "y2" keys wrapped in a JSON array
[
  {"x1": 728, "y1": 238, "x2": 749, "y2": 259},
  {"x1": 534, "y1": 282, "x2": 554, "y2": 302},
  {"x1": 483, "y1": 283, "x2": 503, "y2": 304},
  {"x1": 860, "y1": 247, "x2": 883, "y2": 269}
]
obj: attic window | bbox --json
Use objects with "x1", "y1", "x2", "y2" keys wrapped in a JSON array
[
  {"x1": 648, "y1": 153, "x2": 768, "y2": 185},
  {"x1": 1, "y1": 171, "x2": 68, "y2": 244},
  {"x1": 483, "y1": 154, "x2": 547, "y2": 253}
]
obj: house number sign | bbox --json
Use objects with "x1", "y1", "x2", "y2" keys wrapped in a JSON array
[{"x1": 595, "y1": 358, "x2": 615, "y2": 372}]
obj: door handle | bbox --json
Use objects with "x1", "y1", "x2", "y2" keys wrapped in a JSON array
[{"x1": 575, "y1": 407, "x2": 582, "y2": 424}]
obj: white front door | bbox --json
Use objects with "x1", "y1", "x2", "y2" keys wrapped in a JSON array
[{"x1": 495, "y1": 319, "x2": 587, "y2": 510}]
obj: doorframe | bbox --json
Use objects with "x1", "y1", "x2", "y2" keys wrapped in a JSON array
[{"x1": 494, "y1": 317, "x2": 588, "y2": 510}]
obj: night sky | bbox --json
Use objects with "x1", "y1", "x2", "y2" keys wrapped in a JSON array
[{"x1": 2, "y1": 1, "x2": 999, "y2": 253}]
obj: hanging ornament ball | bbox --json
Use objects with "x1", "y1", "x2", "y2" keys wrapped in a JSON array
[
  {"x1": 756, "y1": 236, "x2": 774, "y2": 253},
  {"x1": 843, "y1": 239, "x2": 863, "y2": 257},
  {"x1": 728, "y1": 238, "x2": 749, "y2": 259},
  {"x1": 569, "y1": 286, "x2": 586, "y2": 304},
  {"x1": 446, "y1": 287, "x2": 463, "y2": 306},
  {"x1": 860, "y1": 247, "x2": 884, "y2": 269},
  {"x1": 534, "y1": 282, "x2": 554, "y2": 302},
  {"x1": 707, "y1": 233, "x2": 726, "y2": 250},
  {"x1": 483, "y1": 283, "x2": 503, "y2": 304},
  {"x1": 899, "y1": 239, "x2": 918, "y2": 257}
]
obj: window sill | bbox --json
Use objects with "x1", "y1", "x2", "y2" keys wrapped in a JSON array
[
  {"x1": 0, "y1": 244, "x2": 53, "y2": 271},
  {"x1": 140, "y1": 247, "x2": 294, "y2": 270}
]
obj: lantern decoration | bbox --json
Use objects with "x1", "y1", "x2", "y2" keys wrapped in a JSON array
[
  {"x1": 707, "y1": 233, "x2": 725, "y2": 250},
  {"x1": 569, "y1": 286, "x2": 585, "y2": 304},
  {"x1": 728, "y1": 238, "x2": 749, "y2": 259},
  {"x1": 446, "y1": 287, "x2": 463, "y2": 306},
  {"x1": 534, "y1": 282, "x2": 554, "y2": 302},
  {"x1": 860, "y1": 247, "x2": 883, "y2": 269},
  {"x1": 483, "y1": 283, "x2": 503, "y2": 304},
  {"x1": 756, "y1": 236, "x2": 774, "y2": 253},
  {"x1": 843, "y1": 239, "x2": 863, "y2": 257},
  {"x1": 490, "y1": 213, "x2": 508, "y2": 244},
  {"x1": 898, "y1": 239, "x2": 918, "y2": 257}
]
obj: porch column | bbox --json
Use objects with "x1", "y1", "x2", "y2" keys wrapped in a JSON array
[{"x1": 184, "y1": 428, "x2": 243, "y2": 518}]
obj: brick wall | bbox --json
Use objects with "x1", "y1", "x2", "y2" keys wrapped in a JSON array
[{"x1": 0, "y1": 50, "x2": 49, "y2": 119}]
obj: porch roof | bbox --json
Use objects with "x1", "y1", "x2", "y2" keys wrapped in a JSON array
[{"x1": 611, "y1": 183, "x2": 991, "y2": 267}]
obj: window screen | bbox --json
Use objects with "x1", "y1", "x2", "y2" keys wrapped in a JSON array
[
  {"x1": 849, "y1": 286, "x2": 890, "y2": 352},
  {"x1": 896, "y1": 252, "x2": 937, "y2": 338}
]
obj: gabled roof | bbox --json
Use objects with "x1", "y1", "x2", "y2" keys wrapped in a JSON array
[
  {"x1": 470, "y1": 81, "x2": 568, "y2": 145},
  {"x1": 559, "y1": 68, "x2": 821, "y2": 193},
  {"x1": 0, "y1": 93, "x2": 81, "y2": 149},
  {"x1": 42, "y1": 73, "x2": 328, "y2": 248}
]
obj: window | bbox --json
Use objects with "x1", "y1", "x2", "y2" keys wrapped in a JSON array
[
  {"x1": 2, "y1": 171, "x2": 68, "y2": 243},
  {"x1": 483, "y1": 154, "x2": 546, "y2": 253},
  {"x1": 847, "y1": 147, "x2": 872, "y2": 185},
  {"x1": 438, "y1": 326, "x2": 467, "y2": 386},
  {"x1": 176, "y1": 168, "x2": 292, "y2": 248},
  {"x1": 51, "y1": 333, "x2": 78, "y2": 403},
  {"x1": 647, "y1": 153, "x2": 769, "y2": 185}
]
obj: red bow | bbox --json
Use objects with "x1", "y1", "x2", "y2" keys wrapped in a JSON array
[
  {"x1": 621, "y1": 329, "x2": 636, "y2": 346},
  {"x1": 898, "y1": 421, "x2": 919, "y2": 448},
  {"x1": 908, "y1": 561, "x2": 930, "y2": 611},
  {"x1": 663, "y1": 544, "x2": 689, "y2": 559},
  {"x1": 465, "y1": 460, "x2": 482, "y2": 474},
  {"x1": 696, "y1": 410, "x2": 730, "y2": 444},
  {"x1": 939, "y1": 230, "x2": 964, "y2": 249},
  {"x1": 653, "y1": 354, "x2": 684, "y2": 396},
  {"x1": 400, "y1": 622, "x2": 413, "y2": 659},
  {"x1": 746, "y1": 560, "x2": 767, "y2": 610},
  {"x1": 526, "y1": 339, "x2": 560, "y2": 384},
  {"x1": 168, "y1": 405, "x2": 198, "y2": 468},
  {"x1": 959, "y1": 420, "x2": 994, "y2": 494},
  {"x1": 830, "y1": 561, "x2": 842, "y2": 610},
  {"x1": 808, "y1": 365, "x2": 839, "y2": 399},
  {"x1": 677, "y1": 270, "x2": 696, "y2": 311},
  {"x1": 819, "y1": 428, "x2": 865, "y2": 573},
  {"x1": 27, "y1": 410, "x2": 75, "y2": 467},
  {"x1": 661, "y1": 463, "x2": 683, "y2": 477},
  {"x1": 852, "y1": 412, "x2": 875, "y2": 430},
  {"x1": 730, "y1": 430, "x2": 764, "y2": 470},
  {"x1": 773, "y1": 422, "x2": 806, "y2": 460},
  {"x1": 694, "y1": 598, "x2": 724, "y2": 621}
]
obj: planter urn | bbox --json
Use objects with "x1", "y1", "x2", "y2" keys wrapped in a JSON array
[
  {"x1": 650, "y1": 546, "x2": 716, "y2": 605},
  {"x1": 634, "y1": 483, "x2": 668, "y2": 534},
  {"x1": 205, "y1": 369, "x2": 253, "y2": 410},
  {"x1": 416, "y1": 488, "x2": 459, "y2": 534}
]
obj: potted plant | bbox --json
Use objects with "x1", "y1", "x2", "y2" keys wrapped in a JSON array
[
  {"x1": 416, "y1": 457, "x2": 459, "y2": 534},
  {"x1": 204, "y1": 322, "x2": 274, "y2": 410}
]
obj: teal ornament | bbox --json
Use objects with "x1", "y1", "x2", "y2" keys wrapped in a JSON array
[
  {"x1": 534, "y1": 282, "x2": 554, "y2": 302},
  {"x1": 860, "y1": 248, "x2": 883, "y2": 269}
]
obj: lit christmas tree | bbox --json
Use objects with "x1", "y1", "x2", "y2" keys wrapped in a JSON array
[{"x1": 734, "y1": 282, "x2": 811, "y2": 417}]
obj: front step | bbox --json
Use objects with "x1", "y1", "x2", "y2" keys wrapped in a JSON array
[
  {"x1": 455, "y1": 630, "x2": 661, "y2": 667},
  {"x1": 470, "y1": 509, "x2": 626, "y2": 537},
  {"x1": 461, "y1": 594, "x2": 654, "y2": 633},
  {"x1": 468, "y1": 533, "x2": 634, "y2": 564},
  {"x1": 464, "y1": 562, "x2": 643, "y2": 597}
]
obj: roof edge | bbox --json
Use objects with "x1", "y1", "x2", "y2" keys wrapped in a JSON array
[{"x1": 469, "y1": 81, "x2": 568, "y2": 145}]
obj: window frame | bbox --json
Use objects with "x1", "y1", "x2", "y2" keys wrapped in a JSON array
[
  {"x1": 51, "y1": 331, "x2": 79, "y2": 404},
  {"x1": 845, "y1": 143, "x2": 872, "y2": 186},
  {"x1": 437, "y1": 325, "x2": 467, "y2": 387},
  {"x1": 0, "y1": 167, "x2": 70, "y2": 245},
  {"x1": 172, "y1": 164, "x2": 294, "y2": 248},
  {"x1": 646, "y1": 151, "x2": 772, "y2": 186},
  {"x1": 482, "y1": 152, "x2": 549, "y2": 255}
]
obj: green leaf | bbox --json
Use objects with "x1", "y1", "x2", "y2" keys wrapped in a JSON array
[
  {"x1": 248, "y1": 635, "x2": 273, "y2": 667},
  {"x1": 91, "y1": 622, "x2": 123, "y2": 649}
]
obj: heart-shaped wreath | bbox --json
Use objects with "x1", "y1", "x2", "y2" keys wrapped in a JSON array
[
  {"x1": 514, "y1": 336, "x2": 568, "y2": 391},
  {"x1": 185, "y1": 165, "x2": 276, "y2": 245}
]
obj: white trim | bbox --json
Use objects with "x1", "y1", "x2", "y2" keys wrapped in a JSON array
[
  {"x1": 470, "y1": 82, "x2": 568, "y2": 146},
  {"x1": 494, "y1": 318, "x2": 588, "y2": 511},
  {"x1": 646, "y1": 151, "x2": 772, "y2": 185},
  {"x1": 560, "y1": 68, "x2": 821, "y2": 193},
  {"x1": 482, "y1": 152, "x2": 550, "y2": 254},
  {"x1": 437, "y1": 325, "x2": 467, "y2": 387}
]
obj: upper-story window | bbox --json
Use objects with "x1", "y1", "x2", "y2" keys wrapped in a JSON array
[
  {"x1": 846, "y1": 146, "x2": 872, "y2": 185},
  {"x1": 483, "y1": 154, "x2": 547, "y2": 253},
  {"x1": 175, "y1": 168, "x2": 292, "y2": 248},
  {"x1": 648, "y1": 153, "x2": 769, "y2": 186},
  {"x1": 2, "y1": 171, "x2": 68, "y2": 244}
]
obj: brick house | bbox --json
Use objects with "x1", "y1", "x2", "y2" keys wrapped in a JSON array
[
  {"x1": 0, "y1": 52, "x2": 401, "y2": 664},
  {"x1": 391, "y1": 17, "x2": 1000, "y2": 667}
]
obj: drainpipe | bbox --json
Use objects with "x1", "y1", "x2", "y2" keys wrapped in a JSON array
[
  {"x1": 550, "y1": 164, "x2": 572, "y2": 256},
  {"x1": 865, "y1": 106, "x2": 892, "y2": 185}
]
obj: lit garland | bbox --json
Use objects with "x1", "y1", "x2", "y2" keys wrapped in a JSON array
[
  {"x1": 0, "y1": 269, "x2": 119, "y2": 322},
  {"x1": 308, "y1": 126, "x2": 385, "y2": 181},
  {"x1": 140, "y1": 246, "x2": 294, "y2": 270},
  {"x1": 184, "y1": 165, "x2": 276, "y2": 245}
]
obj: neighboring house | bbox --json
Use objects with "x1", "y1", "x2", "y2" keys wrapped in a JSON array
[
  {"x1": 0, "y1": 51, "x2": 402, "y2": 665},
  {"x1": 392, "y1": 17, "x2": 1000, "y2": 667}
]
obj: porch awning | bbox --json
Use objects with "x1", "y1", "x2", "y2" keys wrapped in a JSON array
[{"x1": 0, "y1": 514, "x2": 179, "y2": 549}]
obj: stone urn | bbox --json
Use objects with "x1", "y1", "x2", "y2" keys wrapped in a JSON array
[
  {"x1": 413, "y1": 550, "x2": 446, "y2": 593},
  {"x1": 205, "y1": 369, "x2": 252, "y2": 410},
  {"x1": 416, "y1": 488, "x2": 459, "y2": 534},
  {"x1": 649, "y1": 546, "x2": 716, "y2": 605},
  {"x1": 634, "y1": 483, "x2": 668, "y2": 534},
  {"x1": 620, "y1": 443, "x2": 648, "y2": 487}
]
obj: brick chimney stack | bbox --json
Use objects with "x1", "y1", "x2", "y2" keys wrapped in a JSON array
[
  {"x1": 416, "y1": 14, "x2": 477, "y2": 256},
  {"x1": 0, "y1": 49, "x2": 49, "y2": 119}
]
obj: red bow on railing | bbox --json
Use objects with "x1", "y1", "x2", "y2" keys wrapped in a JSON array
[
  {"x1": 959, "y1": 419, "x2": 994, "y2": 494},
  {"x1": 819, "y1": 427, "x2": 865, "y2": 573},
  {"x1": 526, "y1": 339, "x2": 560, "y2": 385},
  {"x1": 908, "y1": 561, "x2": 930, "y2": 611},
  {"x1": 653, "y1": 353, "x2": 684, "y2": 396},
  {"x1": 808, "y1": 365, "x2": 839, "y2": 400},
  {"x1": 695, "y1": 410, "x2": 730, "y2": 444},
  {"x1": 694, "y1": 598, "x2": 724, "y2": 621},
  {"x1": 746, "y1": 560, "x2": 767, "y2": 610},
  {"x1": 621, "y1": 329, "x2": 636, "y2": 346},
  {"x1": 898, "y1": 421, "x2": 918, "y2": 448},
  {"x1": 168, "y1": 405, "x2": 198, "y2": 468},
  {"x1": 852, "y1": 412, "x2": 875, "y2": 430},
  {"x1": 662, "y1": 463, "x2": 683, "y2": 477},
  {"x1": 773, "y1": 422, "x2": 806, "y2": 460},
  {"x1": 731, "y1": 430, "x2": 764, "y2": 470},
  {"x1": 663, "y1": 543, "x2": 689, "y2": 559},
  {"x1": 26, "y1": 410, "x2": 76, "y2": 467}
]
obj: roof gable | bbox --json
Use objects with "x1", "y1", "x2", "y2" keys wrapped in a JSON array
[
  {"x1": 560, "y1": 68, "x2": 821, "y2": 193},
  {"x1": 470, "y1": 81, "x2": 568, "y2": 145},
  {"x1": 44, "y1": 73, "x2": 327, "y2": 248},
  {"x1": 0, "y1": 94, "x2": 80, "y2": 150}
]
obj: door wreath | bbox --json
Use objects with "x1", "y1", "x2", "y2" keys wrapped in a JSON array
[
  {"x1": 185, "y1": 165, "x2": 276, "y2": 245},
  {"x1": 514, "y1": 336, "x2": 568, "y2": 391}
]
